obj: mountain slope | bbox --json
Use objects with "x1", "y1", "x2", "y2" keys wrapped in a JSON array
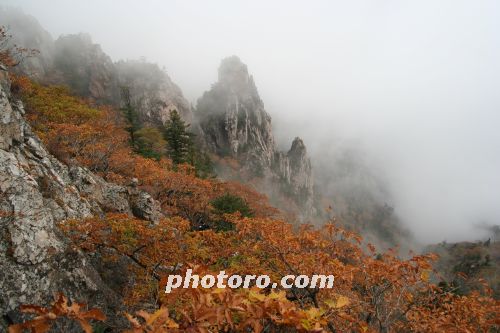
[{"x1": 0, "y1": 65, "x2": 164, "y2": 327}]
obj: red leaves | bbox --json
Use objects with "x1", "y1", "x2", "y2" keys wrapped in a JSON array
[{"x1": 8, "y1": 294, "x2": 105, "y2": 333}]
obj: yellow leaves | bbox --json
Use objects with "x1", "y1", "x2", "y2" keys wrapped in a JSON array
[
  {"x1": 299, "y1": 307, "x2": 329, "y2": 331},
  {"x1": 248, "y1": 289, "x2": 287, "y2": 303},
  {"x1": 267, "y1": 290, "x2": 287, "y2": 301},
  {"x1": 14, "y1": 76, "x2": 101, "y2": 132},
  {"x1": 300, "y1": 318, "x2": 323, "y2": 332},
  {"x1": 124, "y1": 307, "x2": 179, "y2": 333},
  {"x1": 305, "y1": 307, "x2": 326, "y2": 320},
  {"x1": 247, "y1": 290, "x2": 267, "y2": 303},
  {"x1": 420, "y1": 269, "x2": 431, "y2": 282},
  {"x1": 325, "y1": 295, "x2": 350, "y2": 309},
  {"x1": 335, "y1": 295, "x2": 350, "y2": 309}
]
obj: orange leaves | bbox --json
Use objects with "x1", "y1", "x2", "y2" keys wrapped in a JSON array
[
  {"x1": 11, "y1": 74, "x2": 129, "y2": 174},
  {"x1": 124, "y1": 308, "x2": 179, "y2": 333},
  {"x1": 8, "y1": 294, "x2": 105, "y2": 333},
  {"x1": 60, "y1": 210, "x2": 499, "y2": 332},
  {"x1": 404, "y1": 290, "x2": 500, "y2": 332},
  {"x1": 11, "y1": 76, "x2": 500, "y2": 332},
  {"x1": 12, "y1": 75, "x2": 280, "y2": 230},
  {"x1": 10, "y1": 74, "x2": 33, "y2": 94},
  {"x1": 176, "y1": 287, "x2": 332, "y2": 333},
  {"x1": 16, "y1": 211, "x2": 500, "y2": 332}
]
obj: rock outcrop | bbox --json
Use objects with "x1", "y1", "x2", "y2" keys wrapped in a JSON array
[
  {"x1": 0, "y1": 65, "x2": 162, "y2": 328},
  {"x1": 196, "y1": 56, "x2": 315, "y2": 217},
  {"x1": 197, "y1": 56, "x2": 275, "y2": 169},
  {"x1": 0, "y1": 7, "x2": 54, "y2": 80},
  {"x1": 1, "y1": 8, "x2": 193, "y2": 124},
  {"x1": 273, "y1": 137, "x2": 315, "y2": 215},
  {"x1": 51, "y1": 33, "x2": 119, "y2": 104},
  {"x1": 49, "y1": 36, "x2": 193, "y2": 124},
  {"x1": 115, "y1": 60, "x2": 193, "y2": 125}
]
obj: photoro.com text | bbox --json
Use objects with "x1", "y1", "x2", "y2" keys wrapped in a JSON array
[{"x1": 165, "y1": 269, "x2": 334, "y2": 293}]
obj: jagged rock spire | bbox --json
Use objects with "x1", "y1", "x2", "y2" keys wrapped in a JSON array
[
  {"x1": 196, "y1": 56, "x2": 275, "y2": 168},
  {"x1": 196, "y1": 57, "x2": 315, "y2": 218}
]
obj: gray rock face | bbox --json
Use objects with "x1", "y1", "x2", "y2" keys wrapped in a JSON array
[
  {"x1": 50, "y1": 36, "x2": 194, "y2": 124},
  {"x1": 115, "y1": 60, "x2": 193, "y2": 125},
  {"x1": 0, "y1": 66, "x2": 162, "y2": 327},
  {"x1": 273, "y1": 137, "x2": 315, "y2": 216},
  {"x1": 51, "y1": 33, "x2": 119, "y2": 104},
  {"x1": 1, "y1": 8, "x2": 193, "y2": 124},
  {"x1": 196, "y1": 56, "x2": 315, "y2": 217},
  {"x1": 0, "y1": 7, "x2": 55, "y2": 80},
  {"x1": 197, "y1": 56, "x2": 275, "y2": 169}
]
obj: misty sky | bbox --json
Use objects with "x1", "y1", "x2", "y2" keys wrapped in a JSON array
[{"x1": 2, "y1": 0, "x2": 500, "y2": 243}]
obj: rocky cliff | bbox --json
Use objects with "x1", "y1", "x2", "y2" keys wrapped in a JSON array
[
  {"x1": 1, "y1": 8, "x2": 193, "y2": 124},
  {"x1": 273, "y1": 137, "x2": 314, "y2": 214},
  {"x1": 115, "y1": 60, "x2": 193, "y2": 125},
  {"x1": 196, "y1": 56, "x2": 275, "y2": 168},
  {"x1": 0, "y1": 7, "x2": 54, "y2": 80},
  {"x1": 51, "y1": 33, "x2": 119, "y2": 104},
  {"x1": 0, "y1": 65, "x2": 162, "y2": 328},
  {"x1": 196, "y1": 56, "x2": 315, "y2": 217}
]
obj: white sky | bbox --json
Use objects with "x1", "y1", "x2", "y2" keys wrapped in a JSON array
[{"x1": 2, "y1": 0, "x2": 500, "y2": 242}]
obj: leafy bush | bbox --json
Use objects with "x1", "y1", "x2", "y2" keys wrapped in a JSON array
[
  {"x1": 209, "y1": 193, "x2": 253, "y2": 231},
  {"x1": 134, "y1": 126, "x2": 166, "y2": 160}
]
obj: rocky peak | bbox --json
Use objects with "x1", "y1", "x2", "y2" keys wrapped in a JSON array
[
  {"x1": 218, "y1": 56, "x2": 248, "y2": 84},
  {"x1": 51, "y1": 33, "x2": 119, "y2": 104},
  {"x1": 196, "y1": 57, "x2": 275, "y2": 167},
  {"x1": 218, "y1": 56, "x2": 259, "y2": 99},
  {"x1": 288, "y1": 137, "x2": 312, "y2": 187},
  {"x1": 288, "y1": 137, "x2": 307, "y2": 161},
  {"x1": 115, "y1": 60, "x2": 193, "y2": 125},
  {"x1": 272, "y1": 137, "x2": 315, "y2": 218},
  {"x1": 196, "y1": 57, "x2": 315, "y2": 218}
]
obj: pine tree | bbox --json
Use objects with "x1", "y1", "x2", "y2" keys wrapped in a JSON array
[
  {"x1": 119, "y1": 86, "x2": 140, "y2": 144},
  {"x1": 186, "y1": 132, "x2": 215, "y2": 178},
  {"x1": 163, "y1": 109, "x2": 191, "y2": 165}
]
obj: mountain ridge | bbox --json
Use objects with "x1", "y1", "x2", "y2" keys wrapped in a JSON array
[{"x1": 2, "y1": 9, "x2": 317, "y2": 221}]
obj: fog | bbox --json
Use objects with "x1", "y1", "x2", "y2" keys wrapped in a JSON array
[{"x1": 2, "y1": 0, "x2": 500, "y2": 243}]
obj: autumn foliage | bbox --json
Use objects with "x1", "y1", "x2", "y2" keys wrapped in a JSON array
[
  {"x1": 10, "y1": 75, "x2": 278, "y2": 222},
  {"x1": 9, "y1": 76, "x2": 500, "y2": 332},
  {"x1": 8, "y1": 294, "x2": 105, "y2": 333}
]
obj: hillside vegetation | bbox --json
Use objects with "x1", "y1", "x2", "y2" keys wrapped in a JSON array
[{"x1": 6, "y1": 73, "x2": 499, "y2": 332}]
